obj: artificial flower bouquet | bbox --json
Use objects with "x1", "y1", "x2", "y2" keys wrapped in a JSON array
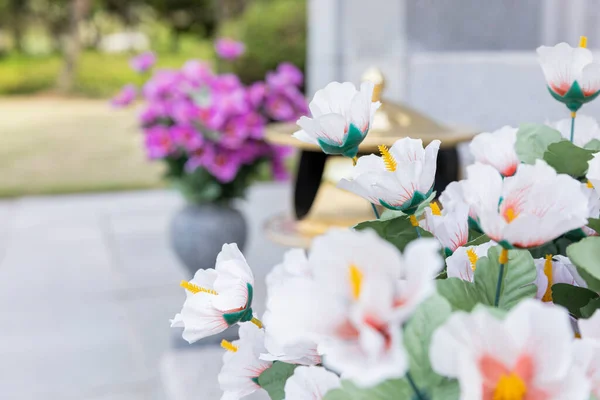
[
  {"x1": 171, "y1": 37, "x2": 600, "y2": 400},
  {"x1": 112, "y1": 40, "x2": 307, "y2": 204}
]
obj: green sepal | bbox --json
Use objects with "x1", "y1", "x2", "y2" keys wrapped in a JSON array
[
  {"x1": 443, "y1": 247, "x2": 453, "y2": 257},
  {"x1": 497, "y1": 240, "x2": 514, "y2": 250},
  {"x1": 354, "y1": 214, "x2": 433, "y2": 253},
  {"x1": 581, "y1": 298, "x2": 600, "y2": 319},
  {"x1": 222, "y1": 283, "x2": 254, "y2": 326},
  {"x1": 316, "y1": 123, "x2": 366, "y2": 158},
  {"x1": 564, "y1": 228, "x2": 587, "y2": 242},
  {"x1": 468, "y1": 216, "x2": 482, "y2": 233},
  {"x1": 379, "y1": 187, "x2": 434, "y2": 215},
  {"x1": 548, "y1": 81, "x2": 600, "y2": 112}
]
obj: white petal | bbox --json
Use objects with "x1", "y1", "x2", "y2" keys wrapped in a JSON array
[
  {"x1": 179, "y1": 294, "x2": 228, "y2": 343},
  {"x1": 309, "y1": 81, "x2": 357, "y2": 118},
  {"x1": 581, "y1": 62, "x2": 600, "y2": 96},
  {"x1": 284, "y1": 366, "x2": 341, "y2": 400},
  {"x1": 469, "y1": 126, "x2": 519, "y2": 176},
  {"x1": 349, "y1": 81, "x2": 375, "y2": 132},
  {"x1": 219, "y1": 323, "x2": 271, "y2": 400},
  {"x1": 580, "y1": 309, "x2": 600, "y2": 340},
  {"x1": 537, "y1": 43, "x2": 593, "y2": 93},
  {"x1": 213, "y1": 244, "x2": 254, "y2": 311}
]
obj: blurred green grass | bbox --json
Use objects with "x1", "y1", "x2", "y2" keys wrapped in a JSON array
[{"x1": 0, "y1": 36, "x2": 214, "y2": 97}]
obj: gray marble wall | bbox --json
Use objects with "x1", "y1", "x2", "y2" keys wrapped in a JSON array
[{"x1": 307, "y1": 0, "x2": 600, "y2": 132}]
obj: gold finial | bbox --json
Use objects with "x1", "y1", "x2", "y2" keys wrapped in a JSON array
[
  {"x1": 580, "y1": 36, "x2": 588, "y2": 48},
  {"x1": 362, "y1": 67, "x2": 385, "y2": 102}
]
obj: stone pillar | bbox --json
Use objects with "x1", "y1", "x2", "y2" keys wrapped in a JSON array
[{"x1": 307, "y1": 0, "x2": 409, "y2": 101}]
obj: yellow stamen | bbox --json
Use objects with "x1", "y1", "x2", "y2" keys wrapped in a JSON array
[
  {"x1": 251, "y1": 317, "x2": 263, "y2": 329},
  {"x1": 467, "y1": 248, "x2": 479, "y2": 271},
  {"x1": 499, "y1": 248, "x2": 509, "y2": 264},
  {"x1": 221, "y1": 339, "x2": 238, "y2": 353},
  {"x1": 352, "y1": 156, "x2": 358, "y2": 166},
  {"x1": 587, "y1": 180, "x2": 594, "y2": 189},
  {"x1": 430, "y1": 202, "x2": 442, "y2": 216},
  {"x1": 349, "y1": 264, "x2": 363, "y2": 300},
  {"x1": 409, "y1": 215, "x2": 419, "y2": 227},
  {"x1": 493, "y1": 372, "x2": 527, "y2": 400},
  {"x1": 542, "y1": 254, "x2": 554, "y2": 302},
  {"x1": 180, "y1": 280, "x2": 218, "y2": 295},
  {"x1": 580, "y1": 35, "x2": 588, "y2": 48},
  {"x1": 504, "y1": 207, "x2": 518, "y2": 223},
  {"x1": 378, "y1": 144, "x2": 397, "y2": 172},
  {"x1": 571, "y1": 111, "x2": 577, "y2": 119},
  {"x1": 575, "y1": 332, "x2": 582, "y2": 339}
]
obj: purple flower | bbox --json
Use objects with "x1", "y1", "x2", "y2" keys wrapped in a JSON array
[
  {"x1": 140, "y1": 101, "x2": 170, "y2": 126},
  {"x1": 266, "y1": 62, "x2": 304, "y2": 89},
  {"x1": 247, "y1": 82, "x2": 266, "y2": 108},
  {"x1": 130, "y1": 52, "x2": 157, "y2": 73},
  {"x1": 265, "y1": 85, "x2": 308, "y2": 122},
  {"x1": 111, "y1": 84, "x2": 137, "y2": 108},
  {"x1": 144, "y1": 125, "x2": 175, "y2": 159},
  {"x1": 215, "y1": 38, "x2": 245, "y2": 61},
  {"x1": 271, "y1": 145, "x2": 293, "y2": 180},
  {"x1": 265, "y1": 93, "x2": 297, "y2": 121},
  {"x1": 242, "y1": 112, "x2": 266, "y2": 139},
  {"x1": 220, "y1": 116, "x2": 250, "y2": 149},
  {"x1": 171, "y1": 125, "x2": 204, "y2": 151},
  {"x1": 143, "y1": 70, "x2": 184, "y2": 101},
  {"x1": 204, "y1": 146, "x2": 242, "y2": 183},
  {"x1": 170, "y1": 100, "x2": 200, "y2": 126},
  {"x1": 182, "y1": 60, "x2": 213, "y2": 87},
  {"x1": 185, "y1": 143, "x2": 215, "y2": 172}
]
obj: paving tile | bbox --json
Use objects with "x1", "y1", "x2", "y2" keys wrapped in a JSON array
[
  {"x1": 0, "y1": 299, "x2": 147, "y2": 399},
  {"x1": 121, "y1": 289, "x2": 185, "y2": 374},
  {"x1": 106, "y1": 229, "x2": 186, "y2": 291}
]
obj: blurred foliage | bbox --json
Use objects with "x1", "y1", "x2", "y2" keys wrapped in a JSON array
[
  {"x1": 221, "y1": 0, "x2": 306, "y2": 84},
  {"x1": 0, "y1": 37, "x2": 213, "y2": 96}
]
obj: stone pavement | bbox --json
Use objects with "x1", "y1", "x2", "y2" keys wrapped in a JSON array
[{"x1": 0, "y1": 183, "x2": 291, "y2": 400}]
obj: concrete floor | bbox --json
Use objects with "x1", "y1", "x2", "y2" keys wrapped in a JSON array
[{"x1": 0, "y1": 183, "x2": 291, "y2": 400}]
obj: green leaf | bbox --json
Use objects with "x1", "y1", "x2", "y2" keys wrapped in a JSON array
[
  {"x1": 431, "y1": 380, "x2": 460, "y2": 400},
  {"x1": 354, "y1": 215, "x2": 433, "y2": 253},
  {"x1": 551, "y1": 283, "x2": 600, "y2": 318},
  {"x1": 543, "y1": 140, "x2": 596, "y2": 178},
  {"x1": 404, "y1": 295, "x2": 452, "y2": 389},
  {"x1": 515, "y1": 124, "x2": 563, "y2": 164},
  {"x1": 567, "y1": 237, "x2": 600, "y2": 292},
  {"x1": 437, "y1": 246, "x2": 537, "y2": 311},
  {"x1": 585, "y1": 139, "x2": 600, "y2": 151},
  {"x1": 257, "y1": 361, "x2": 298, "y2": 400},
  {"x1": 466, "y1": 231, "x2": 491, "y2": 246},
  {"x1": 581, "y1": 298, "x2": 600, "y2": 318},
  {"x1": 323, "y1": 379, "x2": 413, "y2": 400}
]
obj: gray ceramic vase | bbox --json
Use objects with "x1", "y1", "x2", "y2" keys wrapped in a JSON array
[{"x1": 170, "y1": 202, "x2": 247, "y2": 277}]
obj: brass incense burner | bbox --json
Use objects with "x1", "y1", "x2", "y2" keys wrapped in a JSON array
[{"x1": 264, "y1": 69, "x2": 477, "y2": 248}]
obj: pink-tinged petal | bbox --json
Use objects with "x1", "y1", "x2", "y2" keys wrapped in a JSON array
[{"x1": 178, "y1": 294, "x2": 229, "y2": 343}]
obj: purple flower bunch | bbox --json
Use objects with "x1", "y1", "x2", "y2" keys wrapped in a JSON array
[{"x1": 112, "y1": 51, "x2": 307, "y2": 203}]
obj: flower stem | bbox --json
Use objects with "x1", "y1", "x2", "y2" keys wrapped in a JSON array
[
  {"x1": 406, "y1": 372, "x2": 426, "y2": 400},
  {"x1": 370, "y1": 203, "x2": 380, "y2": 219},
  {"x1": 570, "y1": 111, "x2": 576, "y2": 143},
  {"x1": 494, "y1": 249, "x2": 509, "y2": 307},
  {"x1": 251, "y1": 317, "x2": 263, "y2": 329}
]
